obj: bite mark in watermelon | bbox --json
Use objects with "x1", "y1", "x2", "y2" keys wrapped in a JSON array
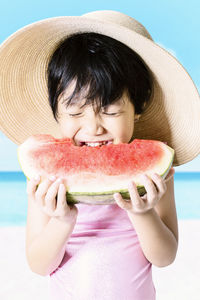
[{"x1": 18, "y1": 135, "x2": 174, "y2": 205}]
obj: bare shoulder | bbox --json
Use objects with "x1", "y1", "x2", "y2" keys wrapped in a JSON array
[{"x1": 155, "y1": 169, "x2": 178, "y2": 241}]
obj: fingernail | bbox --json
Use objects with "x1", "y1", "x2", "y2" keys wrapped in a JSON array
[
  {"x1": 114, "y1": 192, "x2": 121, "y2": 197},
  {"x1": 128, "y1": 182, "x2": 134, "y2": 189},
  {"x1": 34, "y1": 175, "x2": 40, "y2": 181},
  {"x1": 49, "y1": 175, "x2": 56, "y2": 181},
  {"x1": 152, "y1": 173, "x2": 158, "y2": 179}
]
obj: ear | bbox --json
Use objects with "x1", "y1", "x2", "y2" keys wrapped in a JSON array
[{"x1": 134, "y1": 114, "x2": 141, "y2": 122}]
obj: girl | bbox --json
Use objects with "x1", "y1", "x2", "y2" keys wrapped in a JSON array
[
  {"x1": 26, "y1": 32, "x2": 178, "y2": 299},
  {"x1": 0, "y1": 10, "x2": 199, "y2": 300}
]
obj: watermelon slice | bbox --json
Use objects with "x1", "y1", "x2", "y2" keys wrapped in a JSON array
[{"x1": 18, "y1": 135, "x2": 174, "y2": 205}]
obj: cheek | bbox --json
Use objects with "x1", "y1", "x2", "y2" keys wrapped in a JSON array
[
  {"x1": 109, "y1": 118, "x2": 134, "y2": 141},
  {"x1": 120, "y1": 116, "x2": 135, "y2": 141},
  {"x1": 128, "y1": 118, "x2": 135, "y2": 135},
  {"x1": 58, "y1": 120, "x2": 78, "y2": 138}
]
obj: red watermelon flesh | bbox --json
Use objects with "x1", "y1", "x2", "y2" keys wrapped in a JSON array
[{"x1": 18, "y1": 134, "x2": 174, "y2": 205}]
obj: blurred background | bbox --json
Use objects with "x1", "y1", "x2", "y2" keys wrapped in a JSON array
[{"x1": 0, "y1": 1, "x2": 200, "y2": 299}]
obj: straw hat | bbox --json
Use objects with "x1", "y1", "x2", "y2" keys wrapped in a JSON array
[{"x1": 0, "y1": 10, "x2": 200, "y2": 166}]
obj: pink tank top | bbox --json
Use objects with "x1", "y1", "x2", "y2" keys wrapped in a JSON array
[{"x1": 49, "y1": 203, "x2": 156, "y2": 300}]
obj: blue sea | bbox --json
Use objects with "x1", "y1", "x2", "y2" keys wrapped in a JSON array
[{"x1": 0, "y1": 172, "x2": 200, "y2": 226}]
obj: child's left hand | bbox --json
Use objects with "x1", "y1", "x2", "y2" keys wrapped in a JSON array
[{"x1": 114, "y1": 173, "x2": 167, "y2": 214}]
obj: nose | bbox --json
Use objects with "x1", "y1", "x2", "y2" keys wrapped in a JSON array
[{"x1": 83, "y1": 113, "x2": 105, "y2": 136}]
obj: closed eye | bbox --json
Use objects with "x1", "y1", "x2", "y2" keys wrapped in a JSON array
[
  {"x1": 68, "y1": 113, "x2": 83, "y2": 117},
  {"x1": 103, "y1": 112, "x2": 117, "y2": 115},
  {"x1": 102, "y1": 111, "x2": 122, "y2": 116}
]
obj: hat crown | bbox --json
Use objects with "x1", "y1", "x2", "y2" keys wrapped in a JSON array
[{"x1": 83, "y1": 10, "x2": 153, "y2": 41}]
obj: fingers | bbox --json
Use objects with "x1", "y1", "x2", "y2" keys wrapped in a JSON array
[
  {"x1": 41, "y1": 179, "x2": 68, "y2": 216},
  {"x1": 151, "y1": 173, "x2": 167, "y2": 198},
  {"x1": 114, "y1": 173, "x2": 167, "y2": 214},
  {"x1": 27, "y1": 176, "x2": 71, "y2": 218},
  {"x1": 114, "y1": 181, "x2": 144, "y2": 213},
  {"x1": 128, "y1": 181, "x2": 145, "y2": 211},
  {"x1": 54, "y1": 182, "x2": 78, "y2": 221},
  {"x1": 138, "y1": 174, "x2": 166, "y2": 207},
  {"x1": 43, "y1": 178, "x2": 62, "y2": 212},
  {"x1": 113, "y1": 192, "x2": 132, "y2": 211},
  {"x1": 54, "y1": 183, "x2": 68, "y2": 217},
  {"x1": 26, "y1": 176, "x2": 40, "y2": 197},
  {"x1": 35, "y1": 178, "x2": 56, "y2": 207},
  {"x1": 140, "y1": 174, "x2": 158, "y2": 207}
]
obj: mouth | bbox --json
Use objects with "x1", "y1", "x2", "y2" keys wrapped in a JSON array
[{"x1": 78, "y1": 140, "x2": 113, "y2": 147}]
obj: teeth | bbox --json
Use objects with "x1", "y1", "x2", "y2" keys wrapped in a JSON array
[
  {"x1": 86, "y1": 142, "x2": 102, "y2": 147},
  {"x1": 84, "y1": 141, "x2": 112, "y2": 147}
]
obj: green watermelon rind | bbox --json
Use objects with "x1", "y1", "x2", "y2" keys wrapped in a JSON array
[{"x1": 66, "y1": 187, "x2": 146, "y2": 205}]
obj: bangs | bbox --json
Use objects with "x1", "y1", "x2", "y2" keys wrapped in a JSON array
[{"x1": 59, "y1": 70, "x2": 125, "y2": 113}]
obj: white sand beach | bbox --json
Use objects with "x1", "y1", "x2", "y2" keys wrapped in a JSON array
[{"x1": 0, "y1": 220, "x2": 199, "y2": 300}]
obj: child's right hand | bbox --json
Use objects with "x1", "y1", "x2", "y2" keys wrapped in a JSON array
[{"x1": 27, "y1": 176, "x2": 78, "y2": 224}]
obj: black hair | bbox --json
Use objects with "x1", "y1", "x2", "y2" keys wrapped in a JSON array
[{"x1": 47, "y1": 32, "x2": 153, "y2": 120}]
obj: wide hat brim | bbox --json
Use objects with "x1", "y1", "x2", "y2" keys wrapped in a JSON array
[{"x1": 0, "y1": 10, "x2": 200, "y2": 166}]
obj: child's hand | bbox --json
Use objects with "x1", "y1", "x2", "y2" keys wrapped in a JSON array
[
  {"x1": 27, "y1": 176, "x2": 78, "y2": 223},
  {"x1": 114, "y1": 173, "x2": 167, "y2": 214}
]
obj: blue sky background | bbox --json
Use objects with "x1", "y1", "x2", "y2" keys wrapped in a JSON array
[{"x1": 0, "y1": 0, "x2": 200, "y2": 171}]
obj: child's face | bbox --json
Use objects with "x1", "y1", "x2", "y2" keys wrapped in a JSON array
[{"x1": 57, "y1": 85, "x2": 138, "y2": 147}]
